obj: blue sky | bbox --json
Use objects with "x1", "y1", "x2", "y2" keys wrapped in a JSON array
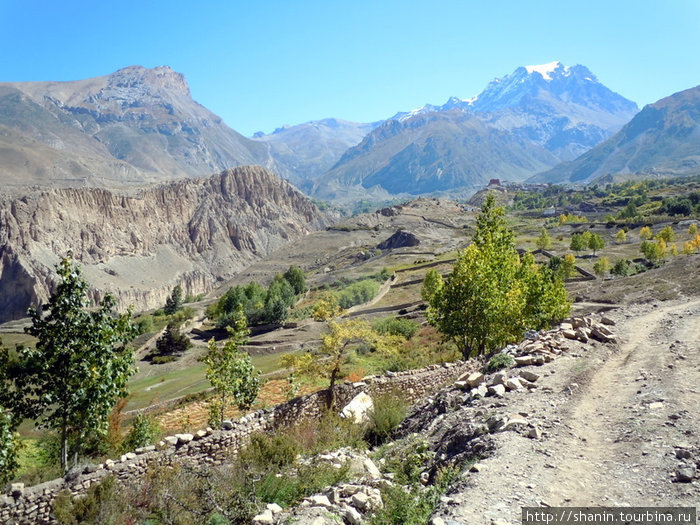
[{"x1": 1, "y1": 0, "x2": 698, "y2": 136}]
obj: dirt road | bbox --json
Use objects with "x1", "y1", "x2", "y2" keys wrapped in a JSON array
[{"x1": 434, "y1": 298, "x2": 700, "y2": 524}]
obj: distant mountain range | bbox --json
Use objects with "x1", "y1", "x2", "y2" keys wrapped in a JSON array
[
  {"x1": 529, "y1": 84, "x2": 700, "y2": 184},
  {"x1": 0, "y1": 63, "x2": 697, "y2": 205},
  {"x1": 311, "y1": 61, "x2": 639, "y2": 201},
  {"x1": 251, "y1": 118, "x2": 380, "y2": 192}
]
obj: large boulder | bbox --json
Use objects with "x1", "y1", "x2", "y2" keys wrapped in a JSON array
[
  {"x1": 340, "y1": 392, "x2": 374, "y2": 424},
  {"x1": 377, "y1": 230, "x2": 420, "y2": 250}
]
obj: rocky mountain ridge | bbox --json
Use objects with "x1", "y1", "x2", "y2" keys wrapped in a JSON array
[
  {"x1": 0, "y1": 66, "x2": 269, "y2": 191},
  {"x1": 0, "y1": 165, "x2": 329, "y2": 322},
  {"x1": 530, "y1": 84, "x2": 700, "y2": 184}
]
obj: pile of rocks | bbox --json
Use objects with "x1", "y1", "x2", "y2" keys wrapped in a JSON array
[
  {"x1": 449, "y1": 315, "x2": 617, "y2": 401},
  {"x1": 252, "y1": 451, "x2": 389, "y2": 525},
  {"x1": 506, "y1": 315, "x2": 617, "y2": 365},
  {"x1": 455, "y1": 368, "x2": 541, "y2": 399}
]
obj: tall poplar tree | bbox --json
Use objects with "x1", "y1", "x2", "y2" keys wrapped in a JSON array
[{"x1": 15, "y1": 255, "x2": 136, "y2": 471}]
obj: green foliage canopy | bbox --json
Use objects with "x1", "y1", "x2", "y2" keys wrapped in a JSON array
[
  {"x1": 163, "y1": 284, "x2": 184, "y2": 315},
  {"x1": 425, "y1": 194, "x2": 570, "y2": 358},
  {"x1": 204, "y1": 305, "x2": 260, "y2": 425},
  {"x1": 0, "y1": 406, "x2": 20, "y2": 485},
  {"x1": 9, "y1": 256, "x2": 136, "y2": 472}
]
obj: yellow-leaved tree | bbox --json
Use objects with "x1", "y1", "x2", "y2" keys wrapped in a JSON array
[{"x1": 281, "y1": 319, "x2": 402, "y2": 407}]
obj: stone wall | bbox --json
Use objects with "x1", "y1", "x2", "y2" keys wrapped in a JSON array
[{"x1": 0, "y1": 360, "x2": 474, "y2": 524}]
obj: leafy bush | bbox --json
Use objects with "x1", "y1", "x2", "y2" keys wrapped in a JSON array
[
  {"x1": 370, "y1": 437, "x2": 462, "y2": 525},
  {"x1": 121, "y1": 414, "x2": 161, "y2": 452},
  {"x1": 611, "y1": 259, "x2": 630, "y2": 277},
  {"x1": 240, "y1": 432, "x2": 300, "y2": 470},
  {"x1": 283, "y1": 265, "x2": 307, "y2": 295},
  {"x1": 53, "y1": 475, "x2": 118, "y2": 525},
  {"x1": 364, "y1": 393, "x2": 407, "y2": 446},
  {"x1": 150, "y1": 355, "x2": 178, "y2": 365},
  {"x1": 0, "y1": 406, "x2": 20, "y2": 486},
  {"x1": 485, "y1": 353, "x2": 515, "y2": 372},
  {"x1": 184, "y1": 293, "x2": 206, "y2": 303},
  {"x1": 337, "y1": 279, "x2": 380, "y2": 308},
  {"x1": 134, "y1": 315, "x2": 154, "y2": 335},
  {"x1": 373, "y1": 317, "x2": 419, "y2": 340}
]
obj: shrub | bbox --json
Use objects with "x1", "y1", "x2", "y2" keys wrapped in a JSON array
[
  {"x1": 485, "y1": 353, "x2": 515, "y2": 372},
  {"x1": 373, "y1": 317, "x2": 419, "y2": 340},
  {"x1": 364, "y1": 393, "x2": 407, "y2": 446},
  {"x1": 135, "y1": 315, "x2": 154, "y2": 335},
  {"x1": 150, "y1": 355, "x2": 178, "y2": 365},
  {"x1": 611, "y1": 259, "x2": 630, "y2": 277},
  {"x1": 121, "y1": 414, "x2": 161, "y2": 452},
  {"x1": 53, "y1": 475, "x2": 118, "y2": 525},
  {"x1": 240, "y1": 432, "x2": 300, "y2": 470},
  {"x1": 337, "y1": 279, "x2": 380, "y2": 308},
  {"x1": 283, "y1": 265, "x2": 307, "y2": 295},
  {"x1": 658, "y1": 226, "x2": 675, "y2": 243},
  {"x1": 153, "y1": 323, "x2": 192, "y2": 358},
  {"x1": 593, "y1": 257, "x2": 610, "y2": 277}
]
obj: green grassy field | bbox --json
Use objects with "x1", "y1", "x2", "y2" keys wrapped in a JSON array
[{"x1": 125, "y1": 350, "x2": 297, "y2": 412}]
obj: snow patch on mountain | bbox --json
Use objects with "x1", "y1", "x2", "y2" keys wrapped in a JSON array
[{"x1": 525, "y1": 61, "x2": 568, "y2": 80}]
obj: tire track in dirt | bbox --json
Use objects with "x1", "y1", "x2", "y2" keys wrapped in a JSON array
[{"x1": 543, "y1": 298, "x2": 700, "y2": 506}]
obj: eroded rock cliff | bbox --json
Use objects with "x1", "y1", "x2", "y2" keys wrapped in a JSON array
[{"x1": 0, "y1": 166, "x2": 328, "y2": 322}]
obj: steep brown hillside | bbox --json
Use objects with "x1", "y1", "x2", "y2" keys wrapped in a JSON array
[
  {"x1": 0, "y1": 66, "x2": 270, "y2": 190},
  {"x1": 0, "y1": 166, "x2": 328, "y2": 322}
]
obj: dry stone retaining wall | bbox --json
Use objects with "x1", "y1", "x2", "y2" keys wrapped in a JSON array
[{"x1": 0, "y1": 360, "x2": 473, "y2": 524}]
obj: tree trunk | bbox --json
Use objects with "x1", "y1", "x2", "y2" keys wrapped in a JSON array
[
  {"x1": 219, "y1": 394, "x2": 226, "y2": 426},
  {"x1": 328, "y1": 367, "x2": 338, "y2": 409},
  {"x1": 60, "y1": 418, "x2": 68, "y2": 473}
]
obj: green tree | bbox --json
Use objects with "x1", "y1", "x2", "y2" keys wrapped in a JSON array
[
  {"x1": 0, "y1": 406, "x2": 20, "y2": 486},
  {"x1": 15, "y1": 256, "x2": 136, "y2": 472},
  {"x1": 588, "y1": 233, "x2": 605, "y2": 256},
  {"x1": 204, "y1": 306, "x2": 260, "y2": 425},
  {"x1": 617, "y1": 202, "x2": 638, "y2": 220},
  {"x1": 264, "y1": 275, "x2": 295, "y2": 324},
  {"x1": 562, "y1": 254, "x2": 577, "y2": 279},
  {"x1": 283, "y1": 265, "x2": 307, "y2": 295},
  {"x1": 155, "y1": 323, "x2": 192, "y2": 357},
  {"x1": 427, "y1": 195, "x2": 570, "y2": 358},
  {"x1": 121, "y1": 414, "x2": 161, "y2": 452},
  {"x1": 640, "y1": 239, "x2": 666, "y2": 263},
  {"x1": 689, "y1": 223, "x2": 698, "y2": 237},
  {"x1": 421, "y1": 269, "x2": 443, "y2": 302},
  {"x1": 611, "y1": 259, "x2": 630, "y2": 277},
  {"x1": 163, "y1": 284, "x2": 184, "y2": 315},
  {"x1": 569, "y1": 233, "x2": 586, "y2": 255},
  {"x1": 615, "y1": 229, "x2": 627, "y2": 243},
  {"x1": 593, "y1": 257, "x2": 611, "y2": 277},
  {"x1": 658, "y1": 226, "x2": 675, "y2": 243},
  {"x1": 535, "y1": 228, "x2": 552, "y2": 250},
  {"x1": 311, "y1": 291, "x2": 343, "y2": 321}
]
